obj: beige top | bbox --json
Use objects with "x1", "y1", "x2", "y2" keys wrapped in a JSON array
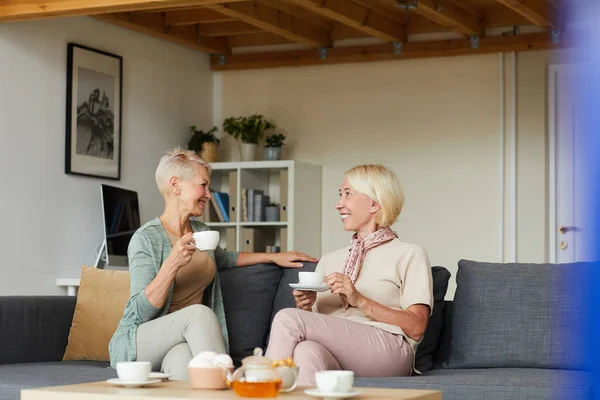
[
  {"x1": 166, "y1": 231, "x2": 216, "y2": 313},
  {"x1": 314, "y1": 238, "x2": 434, "y2": 368}
]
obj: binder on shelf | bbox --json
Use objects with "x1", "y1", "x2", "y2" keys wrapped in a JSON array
[
  {"x1": 280, "y1": 170, "x2": 288, "y2": 222},
  {"x1": 242, "y1": 228, "x2": 267, "y2": 252},
  {"x1": 280, "y1": 227, "x2": 288, "y2": 252},
  {"x1": 225, "y1": 228, "x2": 236, "y2": 250},
  {"x1": 229, "y1": 171, "x2": 238, "y2": 222}
]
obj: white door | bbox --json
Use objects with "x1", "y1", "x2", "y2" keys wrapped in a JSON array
[{"x1": 550, "y1": 65, "x2": 593, "y2": 263}]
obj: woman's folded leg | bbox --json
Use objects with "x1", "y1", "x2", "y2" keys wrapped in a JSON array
[
  {"x1": 136, "y1": 304, "x2": 227, "y2": 373},
  {"x1": 266, "y1": 308, "x2": 412, "y2": 385}
]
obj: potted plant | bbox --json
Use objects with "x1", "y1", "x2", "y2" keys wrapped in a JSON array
[
  {"x1": 187, "y1": 125, "x2": 220, "y2": 163},
  {"x1": 223, "y1": 114, "x2": 274, "y2": 161},
  {"x1": 265, "y1": 201, "x2": 280, "y2": 222},
  {"x1": 264, "y1": 133, "x2": 286, "y2": 161}
]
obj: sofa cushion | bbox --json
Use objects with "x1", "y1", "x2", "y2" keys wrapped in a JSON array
[
  {"x1": 219, "y1": 263, "x2": 283, "y2": 366},
  {"x1": 63, "y1": 266, "x2": 130, "y2": 362},
  {"x1": 445, "y1": 260, "x2": 588, "y2": 369},
  {"x1": 354, "y1": 368, "x2": 593, "y2": 400},
  {"x1": 270, "y1": 262, "x2": 318, "y2": 322},
  {"x1": 0, "y1": 296, "x2": 76, "y2": 365},
  {"x1": 0, "y1": 361, "x2": 113, "y2": 400},
  {"x1": 415, "y1": 266, "x2": 451, "y2": 372}
]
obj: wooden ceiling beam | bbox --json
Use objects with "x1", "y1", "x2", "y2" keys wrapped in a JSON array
[
  {"x1": 445, "y1": 0, "x2": 483, "y2": 18},
  {"x1": 410, "y1": 0, "x2": 484, "y2": 37},
  {"x1": 165, "y1": 9, "x2": 234, "y2": 25},
  {"x1": 212, "y1": 31, "x2": 565, "y2": 70},
  {"x1": 496, "y1": 0, "x2": 556, "y2": 28},
  {"x1": 198, "y1": 21, "x2": 261, "y2": 36},
  {"x1": 0, "y1": 0, "x2": 243, "y2": 22},
  {"x1": 95, "y1": 12, "x2": 230, "y2": 54},
  {"x1": 229, "y1": 32, "x2": 293, "y2": 47},
  {"x1": 205, "y1": 1, "x2": 331, "y2": 47},
  {"x1": 288, "y1": 0, "x2": 407, "y2": 42},
  {"x1": 256, "y1": 0, "x2": 332, "y2": 30},
  {"x1": 351, "y1": 0, "x2": 407, "y2": 24}
]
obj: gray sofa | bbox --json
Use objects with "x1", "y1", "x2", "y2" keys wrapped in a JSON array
[{"x1": 0, "y1": 260, "x2": 594, "y2": 400}]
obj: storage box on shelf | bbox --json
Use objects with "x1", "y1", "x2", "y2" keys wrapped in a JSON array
[{"x1": 197, "y1": 160, "x2": 321, "y2": 257}]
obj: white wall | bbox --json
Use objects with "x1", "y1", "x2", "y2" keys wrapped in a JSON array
[
  {"x1": 0, "y1": 17, "x2": 213, "y2": 294},
  {"x1": 219, "y1": 51, "x2": 557, "y2": 298}
]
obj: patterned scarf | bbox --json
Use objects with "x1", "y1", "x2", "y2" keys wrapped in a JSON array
[{"x1": 341, "y1": 227, "x2": 398, "y2": 308}]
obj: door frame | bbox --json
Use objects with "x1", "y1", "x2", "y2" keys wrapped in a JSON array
[{"x1": 548, "y1": 63, "x2": 582, "y2": 263}]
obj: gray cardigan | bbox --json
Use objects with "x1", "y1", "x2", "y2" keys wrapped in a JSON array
[{"x1": 108, "y1": 217, "x2": 238, "y2": 368}]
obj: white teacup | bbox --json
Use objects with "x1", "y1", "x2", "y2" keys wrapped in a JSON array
[
  {"x1": 193, "y1": 231, "x2": 220, "y2": 251},
  {"x1": 315, "y1": 370, "x2": 354, "y2": 393},
  {"x1": 298, "y1": 271, "x2": 325, "y2": 286},
  {"x1": 116, "y1": 361, "x2": 151, "y2": 382}
]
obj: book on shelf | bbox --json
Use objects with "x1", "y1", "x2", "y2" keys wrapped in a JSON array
[
  {"x1": 253, "y1": 194, "x2": 269, "y2": 222},
  {"x1": 213, "y1": 192, "x2": 230, "y2": 222},
  {"x1": 210, "y1": 196, "x2": 225, "y2": 222},
  {"x1": 241, "y1": 188, "x2": 248, "y2": 222},
  {"x1": 247, "y1": 189, "x2": 263, "y2": 222}
]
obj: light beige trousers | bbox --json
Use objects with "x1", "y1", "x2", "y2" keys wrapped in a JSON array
[{"x1": 136, "y1": 304, "x2": 226, "y2": 380}]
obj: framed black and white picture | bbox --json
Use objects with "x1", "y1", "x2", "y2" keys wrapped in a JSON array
[{"x1": 65, "y1": 43, "x2": 122, "y2": 180}]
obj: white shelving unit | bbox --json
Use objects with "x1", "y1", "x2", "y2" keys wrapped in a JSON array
[{"x1": 199, "y1": 160, "x2": 322, "y2": 257}]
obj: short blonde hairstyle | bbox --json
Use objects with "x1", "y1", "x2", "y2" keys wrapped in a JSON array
[
  {"x1": 155, "y1": 148, "x2": 211, "y2": 194},
  {"x1": 345, "y1": 164, "x2": 404, "y2": 227}
]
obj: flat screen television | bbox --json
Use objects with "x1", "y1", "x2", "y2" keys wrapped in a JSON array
[{"x1": 100, "y1": 184, "x2": 141, "y2": 267}]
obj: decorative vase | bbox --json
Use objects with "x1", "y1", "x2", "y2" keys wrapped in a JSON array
[
  {"x1": 265, "y1": 206, "x2": 280, "y2": 222},
  {"x1": 264, "y1": 147, "x2": 281, "y2": 161},
  {"x1": 200, "y1": 142, "x2": 218, "y2": 163},
  {"x1": 240, "y1": 143, "x2": 257, "y2": 161}
]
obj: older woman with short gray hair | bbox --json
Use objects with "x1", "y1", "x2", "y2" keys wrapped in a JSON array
[{"x1": 109, "y1": 148, "x2": 316, "y2": 379}]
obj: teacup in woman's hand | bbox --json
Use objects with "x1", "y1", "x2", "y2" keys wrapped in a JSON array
[
  {"x1": 298, "y1": 271, "x2": 325, "y2": 286},
  {"x1": 192, "y1": 231, "x2": 220, "y2": 251}
]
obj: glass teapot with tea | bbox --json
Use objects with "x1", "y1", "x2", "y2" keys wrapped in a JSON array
[{"x1": 227, "y1": 348, "x2": 282, "y2": 397}]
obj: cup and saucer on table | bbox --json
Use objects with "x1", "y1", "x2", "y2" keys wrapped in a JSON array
[
  {"x1": 107, "y1": 362, "x2": 162, "y2": 388},
  {"x1": 289, "y1": 272, "x2": 331, "y2": 292},
  {"x1": 305, "y1": 371, "x2": 362, "y2": 400}
]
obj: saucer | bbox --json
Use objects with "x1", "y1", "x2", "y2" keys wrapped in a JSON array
[
  {"x1": 149, "y1": 372, "x2": 171, "y2": 380},
  {"x1": 106, "y1": 378, "x2": 161, "y2": 388},
  {"x1": 289, "y1": 283, "x2": 331, "y2": 292},
  {"x1": 305, "y1": 389, "x2": 362, "y2": 400}
]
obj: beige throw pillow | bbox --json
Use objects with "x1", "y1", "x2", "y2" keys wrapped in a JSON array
[{"x1": 63, "y1": 265, "x2": 130, "y2": 361}]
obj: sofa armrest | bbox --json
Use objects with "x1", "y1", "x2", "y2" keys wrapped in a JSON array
[{"x1": 0, "y1": 296, "x2": 76, "y2": 365}]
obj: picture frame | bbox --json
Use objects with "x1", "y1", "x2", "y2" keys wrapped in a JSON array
[{"x1": 65, "y1": 43, "x2": 123, "y2": 180}]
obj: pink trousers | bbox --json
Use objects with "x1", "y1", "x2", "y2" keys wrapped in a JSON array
[{"x1": 265, "y1": 308, "x2": 413, "y2": 386}]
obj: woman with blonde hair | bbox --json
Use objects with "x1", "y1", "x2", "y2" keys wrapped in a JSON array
[
  {"x1": 266, "y1": 164, "x2": 433, "y2": 385},
  {"x1": 109, "y1": 148, "x2": 317, "y2": 379}
]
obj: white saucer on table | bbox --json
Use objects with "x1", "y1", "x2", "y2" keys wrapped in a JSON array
[
  {"x1": 304, "y1": 388, "x2": 362, "y2": 400},
  {"x1": 149, "y1": 372, "x2": 172, "y2": 380},
  {"x1": 289, "y1": 283, "x2": 331, "y2": 292},
  {"x1": 106, "y1": 378, "x2": 161, "y2": 388}
]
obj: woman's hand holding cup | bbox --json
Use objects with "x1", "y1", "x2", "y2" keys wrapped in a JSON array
[
  {"x1": 165, "y1": 232, "x2": 196, "y2": 272},
  {"x1": 293, "y1": 289, "x2": 316, "y2": 311}
]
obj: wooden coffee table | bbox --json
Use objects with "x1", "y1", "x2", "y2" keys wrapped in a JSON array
[{"x1": 21, "y1": 380, "x2": 441, "y2": 399}]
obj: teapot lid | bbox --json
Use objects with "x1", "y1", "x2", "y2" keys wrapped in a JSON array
[{"x1": 241, "y1": 348, "x2": 273, "y2": 368}]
